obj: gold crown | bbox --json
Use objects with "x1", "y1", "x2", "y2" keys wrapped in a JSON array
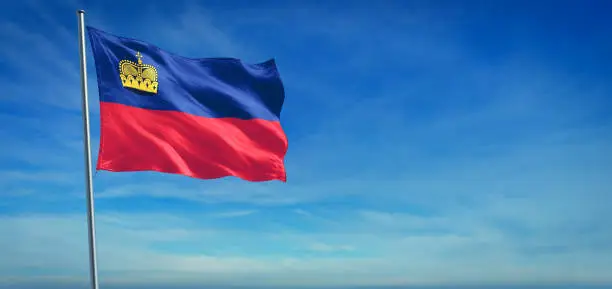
[{"x1": 119, "y1": 51, "x2": 158, "y2": 94}]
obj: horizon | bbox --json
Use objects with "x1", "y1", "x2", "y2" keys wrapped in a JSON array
[
  {"x1": 1, "y1": 0, "x2": 611, "y2": 288},
  {"x1": 2, "y1": 281, "x2": 612, "y2": 289}
]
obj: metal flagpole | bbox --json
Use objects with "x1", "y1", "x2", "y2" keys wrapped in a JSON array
[{"x1": 77, "y1": 9, "x2": 100, "y2": 289}]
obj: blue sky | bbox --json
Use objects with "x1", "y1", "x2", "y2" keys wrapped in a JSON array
[{"x1": 1, "y1": 0, "x2": 612, "y2": 288}]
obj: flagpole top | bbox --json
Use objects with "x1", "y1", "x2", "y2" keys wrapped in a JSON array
[{"x1": 77, "y1": 10, "x2": 85, "y2": 14}]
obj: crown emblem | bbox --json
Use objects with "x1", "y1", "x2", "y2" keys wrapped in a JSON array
[{"x1": 119, "y1": 51, "x2": 158, "y2": 94}]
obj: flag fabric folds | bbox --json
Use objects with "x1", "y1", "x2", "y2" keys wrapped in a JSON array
[{"x1": 86, "y1": 26, "x2": 288, "y2": 182}]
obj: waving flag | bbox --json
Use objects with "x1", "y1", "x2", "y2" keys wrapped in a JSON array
[{"x1": 87, "y1": 26, "x2": 288, "y2": 182}]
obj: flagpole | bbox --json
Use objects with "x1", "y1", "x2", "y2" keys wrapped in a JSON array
[{"x1": 77, "y1": 9, "x2": 100, "y2": 289}]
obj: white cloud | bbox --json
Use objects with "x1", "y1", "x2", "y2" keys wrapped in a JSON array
[
  {"x1": 155, "y1": 5, "x2": 247, "y2": 58},
  {"x1": 292, "y1": 208, "x2": 312, "y2": 217},
  {"x1": 307, "y1": 242, "x2": 355, "y2": 253},
  {"x1": 0, "y1": 170, "x2": 78, "y2": 185},
  {"x1": 0, "y1": 22, "x2": 84, "y2": 111},
  {"x1": 211, "y1": 210, "x2": 258, "y2": 218},
  {"x1": 1, "y1": 209, "x2": 611, "y2": 286}
]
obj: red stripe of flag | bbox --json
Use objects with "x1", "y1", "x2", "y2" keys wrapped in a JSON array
[{"x1": 97, "y1": 102, "x2": 288, "y2": 182}]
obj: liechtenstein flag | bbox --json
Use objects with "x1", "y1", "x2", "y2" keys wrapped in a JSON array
[{"x1": 87, "y1": 27, "x2": 288, "y2": 182}]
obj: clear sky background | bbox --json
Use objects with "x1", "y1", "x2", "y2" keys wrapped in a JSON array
[{"x1": 1, "y1": 0, "x2": 612, "y2": 288}]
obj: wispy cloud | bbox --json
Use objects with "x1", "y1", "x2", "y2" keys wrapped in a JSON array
[
  {"x1": 292, "y1": 208, "x2": 312, "y2": 217},
  {"x1": 1, "y1": 212, "x2": 611, "y2": 286},
  {"x1": 211, "y1": 210, "x2": 258, "y2": 218},
  {"x1": 0, "y1": 170, "x2": 77, "y2": 184},
  {"x1": 154, "y1": 5, "x2": 247, "y2": 58},
  {"x1": 308, "y1": 242, "x2": 355, "y2": 253},
  {"x1": 0, "y1": 21, "x2": 82, "y2": 111}
]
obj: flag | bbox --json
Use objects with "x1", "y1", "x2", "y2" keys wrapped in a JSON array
[{"x1": 86, "y1": 26, "x2": 288, "y2": 182}]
